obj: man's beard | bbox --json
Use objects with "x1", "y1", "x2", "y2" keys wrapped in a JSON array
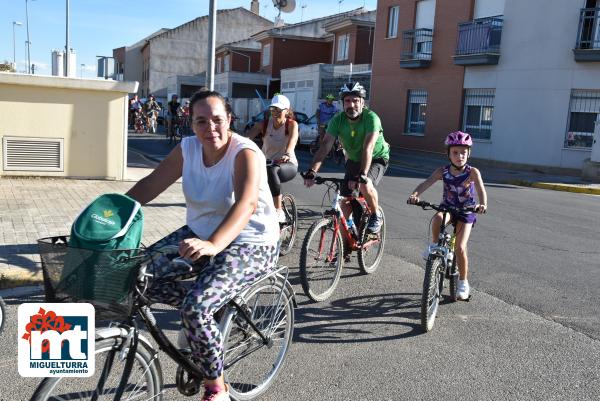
[{"x1": 345, "y1": 108, "x2": 360, "y2": 120}]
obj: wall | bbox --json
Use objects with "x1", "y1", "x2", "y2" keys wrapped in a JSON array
[
  {"x1": 0, "y1": 73, "x2": 137, "y2": 180},
  {"x1": 370, "y1": 0, "x2": 472, "y2": 152},
  {"x1": 355, "y1": 26, "x2": 375, "y2": 64},
  {"x1": 270, "y1": 38, "x2": 332, "y2": 78},
  {"x1": 466, "y1": 0, "x2": 600, "y2": 169},
  {"x1": 148, "y1": 9, "x2": 272, "y2": 98}
]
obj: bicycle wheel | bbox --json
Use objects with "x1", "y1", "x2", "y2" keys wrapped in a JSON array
[
  {"x1": 299, "y1": 217, "x2": 344, "y2": 302},
  {"x1": 421, "y1": 256, "x2": 443, "y2": 333},
  {"x1": 221, "y1": 277, "x2": 294, "y2": 400},
  {"x1": 278, "y1": 193, "x2": 298, "y2": 256},
  {"x1": 357, "y1": 207, "x2": 386, "y2": 274},
  {"x1": 448, "y1": 257, "x2": 458, "y2": 302},
  {"x1": 30, "y1": 335, "x2": 162, "y2": 401},
  {"x1": 0, "y1": 296, "x2": 5, "y2": 334}
]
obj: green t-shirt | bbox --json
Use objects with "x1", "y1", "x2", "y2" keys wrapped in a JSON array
[{"x1": 326, "y1": 109, "x2": 390, "y2": 162}]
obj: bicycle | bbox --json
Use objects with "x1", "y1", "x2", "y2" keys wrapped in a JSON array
[
  {"x1": 0, "y1": 295, "x2": 5, "y2": 334},
  {"x1": 299, "y1": 174, "x2": 386, "y2": 302},
  {"x1": 279, "y1": 193, "x2": 298, "y2": 256},
  {"x1": 410, "y1": 201, "x2": 476, "y2": 332},
  {"x1": 33, "y1": 236, "x2": 296, "y2": 400}
]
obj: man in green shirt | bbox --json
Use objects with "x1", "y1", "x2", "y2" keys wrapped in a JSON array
[{"x1": 304, "y1": 82, "x2": 390, "y2": 234}]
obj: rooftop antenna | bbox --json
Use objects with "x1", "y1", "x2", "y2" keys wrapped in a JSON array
[
  {"x1": 300, "y1": 3, "x2": 307, "y2": 22},
  {"x1": 338, "y1": 0, "x2": 344, "y2": 13},
  {"x1": 272, "y1": 0, "x2": 296, "y2": 25}
]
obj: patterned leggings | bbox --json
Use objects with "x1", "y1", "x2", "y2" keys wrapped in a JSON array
[{"x1": 144, "y1": 226, "x2": 279, "y2": 379}]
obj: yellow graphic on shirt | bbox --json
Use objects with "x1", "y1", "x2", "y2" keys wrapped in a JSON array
[{"x1": 103, "y1": 210, "x2": 114, "y2": 218}]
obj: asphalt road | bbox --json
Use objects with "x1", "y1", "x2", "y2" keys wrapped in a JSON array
[{"x1": 0, "y1": 142, "x2": 598, "y2": 400}]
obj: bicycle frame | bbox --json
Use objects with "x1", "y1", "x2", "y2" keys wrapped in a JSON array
[{"x1": 107, "y1": 263, "x2": 296, "y2": 391}]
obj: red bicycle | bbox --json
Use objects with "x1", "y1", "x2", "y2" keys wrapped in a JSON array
[{"x1": 299, "y1": 175, "x2": 386, "y2": 302}]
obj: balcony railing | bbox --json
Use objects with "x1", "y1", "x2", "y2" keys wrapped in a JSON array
[
  {"x1": 574, "y1": 8, "x2": 600, "y2": 61},
  {"x1": 400, "y1": 28, "x2": 433, "y2": 68},
  {"x1": 453, "y1": 16, "x2": 503, "y2": 66}
]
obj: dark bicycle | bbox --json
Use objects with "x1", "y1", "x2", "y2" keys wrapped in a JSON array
[
  {"x1": 32, "y1": 237, "x2": 296, "y2": 400},
  {"x1": 411, "y1": 201, "x2": 476, "y2": 332},
  {"x1": 299, "y1": 175, "x2": 386, "y2": 302},
  {"x1": 0, "y1": 295, "x2": 5, "y2": 334}
]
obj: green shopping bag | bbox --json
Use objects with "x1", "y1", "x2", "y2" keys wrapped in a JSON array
[{"x1": 59, "y1": 194, "x2": 144, "y2": 305}]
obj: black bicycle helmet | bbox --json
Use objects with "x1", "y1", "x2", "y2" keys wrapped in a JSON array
[{"x1": 339, "y1": 81, "x2": 367, "y2": 100}]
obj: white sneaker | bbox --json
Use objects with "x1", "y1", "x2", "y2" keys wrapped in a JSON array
[
  {"x1": 422, "y1": 243, "x2": 436, "y2": 260},
  {"x1": 457, "y1": 280, "x2": 470, "y2": 300},
  {"x1": 276, "y1": 208, "x2": 286, "y2": 223}
]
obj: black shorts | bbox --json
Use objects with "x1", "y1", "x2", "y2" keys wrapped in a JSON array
[{"x1": 341, "y1": 158, "x2": 388, "y2": 196}]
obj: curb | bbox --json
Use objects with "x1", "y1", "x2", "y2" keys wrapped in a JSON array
[{"x1": 503, "y1": 180, "x2": 600, "y2": 195}]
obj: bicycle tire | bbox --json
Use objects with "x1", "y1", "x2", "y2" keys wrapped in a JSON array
[
  {"x1": 299, "y1": 217, "x2": 344, "y2": 302},
  {"x1": 221, "y1": 276, "x2": 294, "y2": 400},
  {"x1": 278, "y1": 193, "x2": 298, "y2": 256},
  {"x1": 0, "y1": 296, "x2": 5, "y2": 334},
  {"x1": 421, "y1": 256, "x2": 443, "y2": 333},
  {"x1": 30, "y1": 336, "x2": 162, "y2": 401},
  {"x1": 448, "y1": 258, "x2": 458, "y2": 302},
  {"x1": 357, "y1": 207, "x2": 386, "y2": 274}
]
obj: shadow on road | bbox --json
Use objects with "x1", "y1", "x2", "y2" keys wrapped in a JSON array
[{"x1": 293, "y1": 292, "x2": 422, "y2": 343}]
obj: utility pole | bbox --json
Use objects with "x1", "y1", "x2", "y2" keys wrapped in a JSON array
[
  {"x1": 207, "y1": 0, "x2": 217, "y2": 90},
  {"x1": 13, "y1": 21, "x2": 23, "y2": 69},
  {"x1": 65, "y1": 0, "x2": 70, "y2": 77},
  {"x1": 25, "y1": 0, "x2": 32, "y2": 74}
]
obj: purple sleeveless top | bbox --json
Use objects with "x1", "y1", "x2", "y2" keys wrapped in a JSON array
[{"x1": 441, "y1": 164, "x2": 475, "y2": 208}]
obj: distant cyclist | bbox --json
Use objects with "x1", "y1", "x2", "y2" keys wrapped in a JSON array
[
  {"x1": 315, "y1": 93, "x2": 339, "y2": 144},
  {"x1": 407, "y1": 131, "x2": 488, "y2": 300},
  {"x1": 144, "y1": 94, "x2": 161, "y2": 133},
  {"x1": 304, "y1": 82, "x2": 389, "y2": 234},
  {"x1": 167, "y1": 94, "x2": 181, "y2": 139}
]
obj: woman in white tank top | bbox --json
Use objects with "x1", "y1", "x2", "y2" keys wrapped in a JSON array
[
  {"x1": 126, "y1": 91, "x2": 278, "y2": 401},
  {"x1": 247, "y1": 94, "x2": 299, "y2": 223}
]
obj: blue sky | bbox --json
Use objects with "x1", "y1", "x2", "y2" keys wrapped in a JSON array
[{"x1": 1, "y1": 0, "x2": 377, "y2": 78}]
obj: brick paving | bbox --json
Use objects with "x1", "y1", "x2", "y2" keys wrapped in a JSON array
[{"x1": 0, "y1": 174, "x2": 186, "y2": 282}]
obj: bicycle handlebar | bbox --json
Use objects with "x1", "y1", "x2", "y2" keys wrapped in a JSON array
[
  {"x1": 300, "y1": 172, "x2": 344, "y2": 187},
  {"x1": 411, "y1": 200, "x2": 480, "y2": 214}
]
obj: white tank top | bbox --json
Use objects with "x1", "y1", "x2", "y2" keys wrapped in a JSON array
[
  {"x1": 181, "y1": 134, "x2": 279, "y2": 246},
  {"x1": 261, "y1": 119, "x2": 298, "y2": 164}
]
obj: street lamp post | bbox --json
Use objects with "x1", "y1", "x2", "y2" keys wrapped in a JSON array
[
  {"x1": 25, "y1": 0, "x2": 34, "y2": 74},
  {"x1": 12, "y1": 21, "x2": 23, "y2": 70}
]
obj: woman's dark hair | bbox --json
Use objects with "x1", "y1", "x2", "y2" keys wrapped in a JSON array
[{"x1": 188, "y1": 89, "x2": 231, "y2": 120}]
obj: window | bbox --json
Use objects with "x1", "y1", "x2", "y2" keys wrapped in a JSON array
[
  {"x1": 406, "y1": 89, "x2": 428, "y2": 134},
  {"x1": 216, "y1": 57, "x2": 222, "y2": 73},
  {"x1": 462, "y1": 88, "x2": 495, "y2": 140},
  {"x1": 337, "y1": 34, "x2": 349, "y2": 61},
  {"x1": 565, "y1": 89, "x2": 600, "y2": 148},
  {"x1": 224, "y1": 55, "x2": 230, "y2": 72},
  {"x1": 387, "y1": 6, "x2": 400, "y2": 38},
  {"x1": 262, "y1": 44, "x2": 271, "y2": 66}
]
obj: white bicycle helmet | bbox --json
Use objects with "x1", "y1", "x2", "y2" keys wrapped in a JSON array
[{"x1": 339, "y1": 82, "x2": 367, "y2": 100}]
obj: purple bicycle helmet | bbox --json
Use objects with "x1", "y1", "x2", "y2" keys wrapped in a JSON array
[{"x1": 445, "y1": 131, "x2": 473, "y2": 147}]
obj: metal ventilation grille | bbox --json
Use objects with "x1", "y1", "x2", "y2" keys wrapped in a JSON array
[{"x1": 3, "y1": 136, "x2": 64, "y2": 171}]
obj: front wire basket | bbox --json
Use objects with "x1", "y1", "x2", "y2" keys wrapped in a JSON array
[{"x1": 38, "y1": 236, "x2": 148, "y2": 321}]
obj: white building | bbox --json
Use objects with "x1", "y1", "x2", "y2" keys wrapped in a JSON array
[{"x1": 464, "y1": 0, "x2": 600, "y2": 172}]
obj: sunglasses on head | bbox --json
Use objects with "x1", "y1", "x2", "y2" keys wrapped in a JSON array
[{"x1": 269, "y1": 107, "x2": 286, "y2": 113}]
